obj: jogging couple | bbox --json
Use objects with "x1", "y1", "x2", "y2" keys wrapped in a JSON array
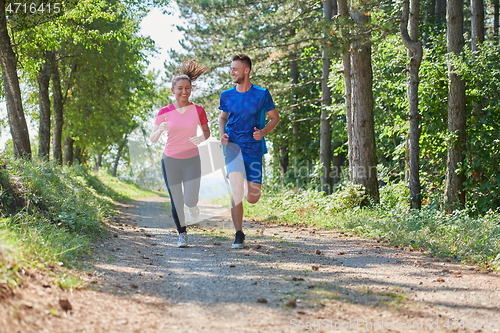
[{"x1": 150, "y1": 54, "x2": 280, "y2": 249}]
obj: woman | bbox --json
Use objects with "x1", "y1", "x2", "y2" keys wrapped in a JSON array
[{"x1": 150, "y1": 60, "x2": 210, "y2": 248}]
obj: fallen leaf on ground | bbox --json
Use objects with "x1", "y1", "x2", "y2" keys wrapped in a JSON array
[{"x1": 59, "y1": 299, "x2": 72, "y2": 312}]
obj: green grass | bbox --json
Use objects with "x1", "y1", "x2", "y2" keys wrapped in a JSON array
[
  {"x1": 0, "y1": 157, "x2": 160, "y2": 291},
  {"x1": 94, "y1": 170, "x2": 166, "y2": 200},
  {"x1": 207, "y1": 194, "x2": 231, "y2": 207},
  {"x1": 245, "y1": 183, "x2": 500, "y2": 270}
]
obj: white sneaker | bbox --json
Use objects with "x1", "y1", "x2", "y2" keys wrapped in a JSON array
[
  {"x1": 177, "y1": 233, "x2": 188, "y2": 248},
  {"x1": 188, "y1": 205, "x2": 200, "y2": 221}
]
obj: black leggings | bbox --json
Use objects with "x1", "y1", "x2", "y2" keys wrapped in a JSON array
[{"x1": 161, "y1": 154, "x2": 201, "y2": 233}]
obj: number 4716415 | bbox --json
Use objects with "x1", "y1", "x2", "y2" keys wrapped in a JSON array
[{"x1": 6, "y1": 3, "x2": 61, "y2": 14}]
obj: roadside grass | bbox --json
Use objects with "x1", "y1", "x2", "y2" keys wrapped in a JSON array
[
  {"x1": 0, "y1": 157, "x2": 160, "y2": 292},
  {"x1": 94, "y1": 170, "x2": 166, "y2": 200},
  {"x1": 244, "y1": 183, "x2": 500, "y2": 270}
]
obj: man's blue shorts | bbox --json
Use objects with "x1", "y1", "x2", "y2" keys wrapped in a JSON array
[{"x1": 223, "y1": 142, "x2": 263, "y2": 184}]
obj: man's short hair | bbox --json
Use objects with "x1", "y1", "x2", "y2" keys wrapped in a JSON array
[{"x1": 232, "y1": 54, "x2": 252, "y2": 70}]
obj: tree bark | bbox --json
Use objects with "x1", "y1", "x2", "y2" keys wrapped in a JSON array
[
  {"x1": 64, "y1": 136, "x2": 74, "y2": 166},
  {"x1": 37, "y1": 51, "x2": 53, "y2": 160},
  {"x1": 112, "y1": 137, "x2": 128, "y2": 177},
  {"x1": 494, "y1": 0, "x2": 499, "y2": 43},
  {"x1": 52, "y1": 56, "x2": 64, "y2": 165},
  {"x1": 471, "y1": 0, "x2": 485, "y2": 53},
  {"x1": 444, "y1": 0, "x2": 466, "y2": 212},
  {"x1": 349, "y1": 7, "x2": 379, "y2": 202},
  {"x1": 401, "y1": 0, "x2": 423, "y2": 209},
  {"x1": 471, "y1": 0, "x2": 485, "y2": 117},
  {"x1": 320, "y1": 0, "x2": 335, "y2": 194},
  {"x1": 338, "y1": 0, "x2": 352, "y2": 186},
  {"x1": 435, "y1": 0, "x2": 446, "y2": 21},
  {"x1": 0, "y1": 0, "x2": 31, "y2": 159},
  {"x1": 94, "y1": 151, "x2": 103, "y2": 171},
  {"x1": 290, "y1": 36, "x2": 299, "y2": 184}
]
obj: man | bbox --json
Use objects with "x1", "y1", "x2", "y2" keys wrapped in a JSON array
[{"x1": 219, "y1": 54, "x2": 280, "y2": 249}]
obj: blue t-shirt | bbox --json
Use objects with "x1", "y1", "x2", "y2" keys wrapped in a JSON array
[{"x1": 219, "y1": 84, "x2": 275, "y2": 158}]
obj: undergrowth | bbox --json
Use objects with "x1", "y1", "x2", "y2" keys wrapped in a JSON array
[
  {"x1": 0, "y1": 157, "x2": 157, "y2": 291},
  {"x1": 245, "y1": 182, "x2": 500, "y2": 270}
]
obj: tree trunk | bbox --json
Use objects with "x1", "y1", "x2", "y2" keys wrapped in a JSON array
[
  {"x1": 471, "y1": 0, "x2": 485, "y2": 116},
  {"x1": 494, "y1": 0, "x2": 499, "y2": 43},
  {"x1": 320, "y1": 0, "x2": 335, "y2": 194},
  {"x1": 64, "y1": 136, "x2": 74, "y2": 166},
  {"x1": 471, "y1": 0, "x2": 485, "y2": 52},
  {"x1": 349, "y1": 8, "x2": 379, "y2": 202},
  {"x1": 331, "y1": 143, "x2": 343, "y2": 183},
  {"x1": 290, "y1": 38, "x2": 299, "y2": 184},
  {"x1": 435, "y1": 0, "x2": 446, "y2": 21},
  {"x1": 112, "y1": 137, "x2": 128, "y2": 177},
  {"x1": 74, "y1": 145, "x2": 83, "y2": 165},
  {"x1": 426, "y1": 0, "x2": 436, "y2": 21},
  {"x1": 0, "y1": 0, "x2": 31, "y2": 159},
  {"x1": 52, "y1": 56, "x2": 64, "y2": 165},
  {"x1": 292, "y1": 122, "x2": 299, "y2": 187},
  {"x1": 95, "y1": 151, "x2": 103, "y2": 171},
  {"x1": 401, "y1": 0, "x2": 423, "y2": 209},
  {"x1": 37, "y1": 51, "x2": 53, "y2": 160},
  {"x1": 444, "y1": 0, "x2": 466, "y2": 212},
  {"x1": 338, "y1": 0, "x2": 352, "y2": 186}
]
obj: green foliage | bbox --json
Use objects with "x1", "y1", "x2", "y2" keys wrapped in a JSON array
[
  {"x1": 247, "y1": 185, "x2": 500, "y2": 268},
  {"x1": 0, "y1": 156, "x2": 162, "y2": 291},
  {"x1": 0, "y1": 158, "x2": 116, "y2": 276},
  {"x1": 450, "y1": 42, "x2": 500, "y2": 213},
  {"x1": 0, "y1": 159, "x2": 114, "y2": 234}
]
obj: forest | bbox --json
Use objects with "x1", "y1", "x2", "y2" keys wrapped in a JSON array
[{"x1": 2, "y1": 0, "x2": 500, "y2": 217}]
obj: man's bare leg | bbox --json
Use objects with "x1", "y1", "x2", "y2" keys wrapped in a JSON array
[
  {"x1": 246, "y1": 180, "x2": 261, "y2": 205},
  {"x1": 228, "y1": 171, "x2": 245, "y2": 231}
]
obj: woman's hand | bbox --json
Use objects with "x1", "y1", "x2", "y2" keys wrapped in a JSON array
[
  {"x1": 150, "y1": 122, "x2": 168, "y2": 143},
  {"x1": 159, "y1": 122, "x2": 169, "y2": 133},
  {"x1": 189, "y1": 135, "x2": 204, "y2": 146}
]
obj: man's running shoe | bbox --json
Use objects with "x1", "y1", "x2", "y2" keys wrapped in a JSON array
[{"x1": 231, "y1": 230, "x2": 245, "y2": 249}]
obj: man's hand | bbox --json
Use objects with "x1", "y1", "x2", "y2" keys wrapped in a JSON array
[
  {"x1": 221, "y1": 133, "x2": 229, "y2": 146},
  {"x1": 253, "y1": 127, "x2": 263, "y2": 140}
]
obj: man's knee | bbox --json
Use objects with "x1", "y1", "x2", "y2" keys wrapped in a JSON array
[
  {"x1": 246, "y1": 181, "x2": 261, "y2": 204},
  {"x1": 246, "y1": 195, "x2": 260, "y2": 204}
]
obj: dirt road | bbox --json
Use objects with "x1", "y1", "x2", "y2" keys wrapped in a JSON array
[{"x1": 2, "y1": 197, "x2": 500, "y2": 333}]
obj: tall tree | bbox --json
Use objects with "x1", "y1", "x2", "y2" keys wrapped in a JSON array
[
  {"x1": 52, "y1": 57, "x2": 65, "y2": 164},
  {"x1": 444, "y1": 0, "x2": 466, "y2": 211},
  {"x1": 435, "y1": 0, "x2": 446, "y2": 21},
  {"x1": 320, "y1": 0, "x2": 336, "y2": 194},
  {"x1": 338, "y1": 0, "x2": 352, "y2": 191},
  {"x1": 401, "y1": 0, "x2": 423, "y2": 209},
  {"x1": 0, "y1": 0, "x2": 31, "y2": 158},
  {"x1": 347, "y1": 3, "x2": 379, "y2": 202},
  {"x1": 494, "y1": 0, "x2": 499, "y2": 42},
  {"x1": 471, "y1": 0, "x2": 485, "y2": 118},
  {"x1": 471, "y1": 0, "x2": 485, "y2": 52},
  {"x1": 37, "y1": 51, "x2": 53, "y2": 160}
]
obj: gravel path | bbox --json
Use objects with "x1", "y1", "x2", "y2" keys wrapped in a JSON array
[{"x1": 2, "y1": 197, "x2": 500, "y2": 333}]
